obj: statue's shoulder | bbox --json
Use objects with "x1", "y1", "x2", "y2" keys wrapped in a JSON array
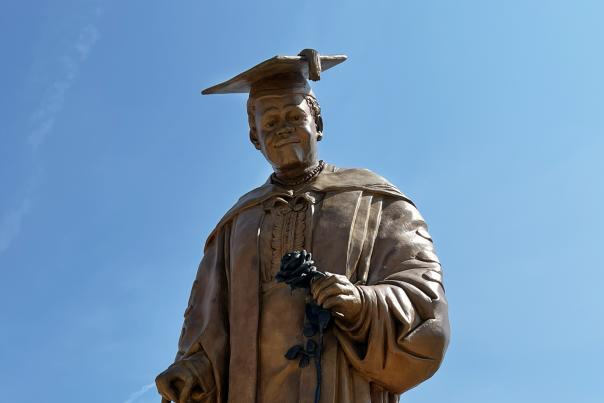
[
  {"x1": 315, "y1": 164, "x2": 415, "y2": 205},
  {"x1": 203, "y1": 182, "x2": 273, "y2": 248},
  {"x1": 204, "y1": 164, "x2": 414, "y2": 249}
]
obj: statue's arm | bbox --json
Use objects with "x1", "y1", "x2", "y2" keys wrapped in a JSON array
[
  {"x1": 333, "y1": 198, "x2": 450, "y2": 394},
  {"x1": 157, "y1": 222, "x2": 231, "y2": 402}
]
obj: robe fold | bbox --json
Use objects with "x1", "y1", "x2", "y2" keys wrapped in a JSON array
[{"x1": 174, "y1": 164, "x2": 450, "y2": 403}]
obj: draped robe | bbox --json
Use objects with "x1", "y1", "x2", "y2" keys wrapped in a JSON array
[{"x1": 174, "y1": 164, "x2": 450, "y2": 403}]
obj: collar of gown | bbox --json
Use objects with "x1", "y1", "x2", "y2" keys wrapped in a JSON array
[{"x1": 204, "y1": 163, "x2": 412, "y2": 250}]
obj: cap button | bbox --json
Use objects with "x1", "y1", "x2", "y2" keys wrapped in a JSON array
[{"x1": 298, "y1": 49, "x2": 322, "y2": 81}]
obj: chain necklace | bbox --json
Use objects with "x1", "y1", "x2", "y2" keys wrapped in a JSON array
[{"x1": 271, "y1": 160, "x2": 325, "y2": 187}]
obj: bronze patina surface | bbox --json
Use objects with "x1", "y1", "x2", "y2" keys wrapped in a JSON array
[{"x1": 155, "y1": 49, "x2": 450, "y2": 403}]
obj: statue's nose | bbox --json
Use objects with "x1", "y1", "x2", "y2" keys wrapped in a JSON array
[{"x1": 276, "y1": 126, "x2": 295, "y2": 137}]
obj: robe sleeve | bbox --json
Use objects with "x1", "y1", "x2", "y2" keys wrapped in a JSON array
[
  {"x1": 174, "y1": 222, "x2": 231, "y2": 402},
  {"x1": 333, "y1": 198, "x2": 450, "y2": 394}
]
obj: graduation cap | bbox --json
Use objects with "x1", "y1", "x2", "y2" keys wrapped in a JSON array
[{"x1": 201, "y1": 49, "x2": 347, "y2": 99}]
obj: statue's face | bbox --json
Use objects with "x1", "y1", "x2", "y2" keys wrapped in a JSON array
[{"x1": 252, "y1": 94, "x2": 320, "y2": 172}]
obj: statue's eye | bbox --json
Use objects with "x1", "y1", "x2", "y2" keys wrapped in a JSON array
[{"x1": 265, "y1": 121, "x2": 276, "y2": 129}]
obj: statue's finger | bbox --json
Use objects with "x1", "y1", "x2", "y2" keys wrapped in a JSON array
[
  {"x1": 156, "y1": 376, "x2": 179, "y2": 403},
  {"x1": 334, "y1": 273, "x2": 351, "y2": 282},
  {"x1": 315, "y1": 283, "x2": 347, "y2": 305},
  {"x1": 321, "y1": 295, "x2": 341, "y2": 310},
  {"x1": 178, "y1": 378, "x2": 194, "y2": 403},
  {"x1": 322, "y1": 295, "x2": 354, "y2": 312},
  {"x1": 310, "y1": 275, "x2": 337, "y2": 296},
  {"x1": 331, "y1": 310, "x2": 345, "y2": 319},
  {"x1": 164, "y1": 388, "x2": 179, "y2": 403},
  {"x1": 158, "y1": 387, "x2": 177, "y2": 403},
  {"x1": 312, "y1": 277, "x2": 340, "y2": 301}
]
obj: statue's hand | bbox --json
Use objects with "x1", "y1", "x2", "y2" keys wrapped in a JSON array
[
  {"x1": 156, "y1": 361, "x2": 202, "y2": 403},
  {"x1": 311, "y1": 273, "x2": 362, "y2": 323}
]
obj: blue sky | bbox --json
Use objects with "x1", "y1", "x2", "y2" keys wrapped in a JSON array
[{"x1": 1, "y1": 1, "x2": 603, "y2": 402}]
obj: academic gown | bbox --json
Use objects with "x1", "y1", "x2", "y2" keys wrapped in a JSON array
[{"x1": 173, "y1": 164, "x2": 450, "y2": 403}]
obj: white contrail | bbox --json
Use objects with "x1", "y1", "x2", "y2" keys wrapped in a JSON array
[
  {"x1": 0, "y1": 9, "x2": 101, "y2": 256},
  {"x1": 0, "y1": 198, "x2": 31, "y2": 255},
  {"x1": 123, "y1": 382, "x2": 156, "y2": 403},
  {"x1": 28, "y1": 23, "x2": 99, "y2": 149}
]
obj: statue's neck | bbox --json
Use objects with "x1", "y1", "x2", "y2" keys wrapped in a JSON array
[{"x1": 272, "y1": 160, "x2": 324, "y2": 187}]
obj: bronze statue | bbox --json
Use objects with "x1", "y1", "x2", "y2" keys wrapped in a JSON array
[{"x1": 155, "y1": 49, "x2": 450, "y2": 403}]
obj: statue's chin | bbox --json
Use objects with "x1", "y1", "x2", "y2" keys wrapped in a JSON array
[{"x1": 269, "y1": 146, "x2": 310, "y2": 171}]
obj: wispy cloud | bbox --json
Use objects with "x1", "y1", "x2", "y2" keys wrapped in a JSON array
[
  {"x1": 27, "y1": 23, "x2": 100, "y2": 149},
  {"x1": 0, "y1": 9, "x2": 101, "y2": 256},
  {"x1": 0, "y1": 198, "x2": 32, "y2": 255},
  {"x1": 123, "y1": 383, "x2": 156, "y2": 403}
]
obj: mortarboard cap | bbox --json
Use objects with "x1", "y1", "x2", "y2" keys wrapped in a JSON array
[{"x1": 201, "y1": 49, "x2": 347, "y2": 99}]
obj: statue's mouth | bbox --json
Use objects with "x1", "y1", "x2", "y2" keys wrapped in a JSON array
[{"x1": 274, "y1": 138, "x2": 300, "y2": 148}]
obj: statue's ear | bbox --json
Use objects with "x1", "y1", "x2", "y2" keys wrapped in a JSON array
[
  {"x1": 315, "y1": 115, "x2": 324, "y2": 141},
  {"x1": 249, "y1": 129, "x2": 261, "y2": 150},
  {"x1": 316, "y1": 115, "x2": 323, "y2": 134}
]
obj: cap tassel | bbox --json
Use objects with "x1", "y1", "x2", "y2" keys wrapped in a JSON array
[{"x1": 298, "y1": 49, "x2": 322, "y2": 81}]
